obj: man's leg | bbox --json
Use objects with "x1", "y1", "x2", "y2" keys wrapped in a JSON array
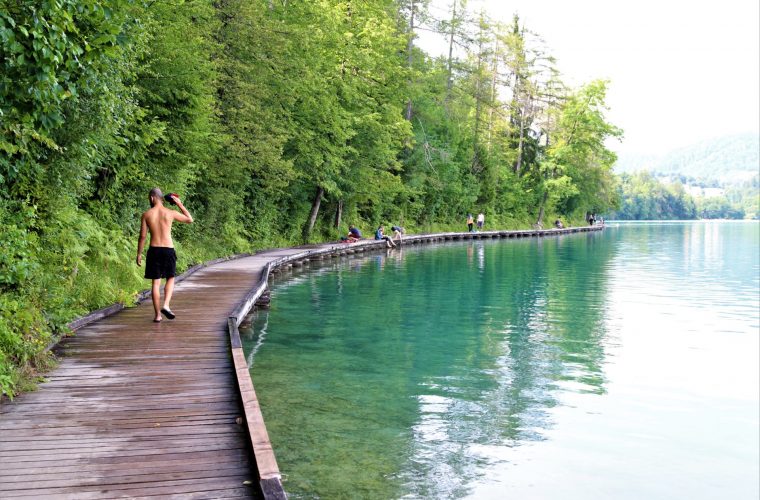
[
  {"x1": 151, "y1": 279, "x2": 162, "y2": 321},
  {"x1": 164, "y1": 276, "x2": 175, "y2": 311}
]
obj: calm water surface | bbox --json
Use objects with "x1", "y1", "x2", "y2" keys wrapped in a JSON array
[{"x1": 241, "y1": 222, "x2": 759, "y2": 499}]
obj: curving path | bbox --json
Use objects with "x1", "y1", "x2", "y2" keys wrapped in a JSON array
[
  {"x1": 0, "y1": 248, "x2": 307, "y2": 499},
  {"x1": 0, "y1": 226, "x2": 601, "y2": 499}
]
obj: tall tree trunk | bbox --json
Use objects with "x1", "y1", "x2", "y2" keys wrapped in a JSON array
[
  {"x1": 514, "y1": 108, "x2": 525, "y2": 174},
  {"x1": 535, "y1": 137, "x2": 554, "y2": 227},
  {"x1": 303, "y1": 186, "x2": 324, "y2": 241},
  {"x1": 444, "y1": 0, "x2": 457, "y2": 109},
  {"x1": 405, "y1": 0, "x2": 415, "y2": 121},
  {"x1": 472, "y1": 90, "x2": 482, "y2": 171},
  {"x1": 471, "y1": 21, "x2": 485, "y2": 172},
  {"x1": 487, "y1": 41, "x2": 498, "y2": 152},
  {"x1": 536, "y1": 189, "x2": 548, "y2": 227},
  {"x1": 334, "y1": 199, "x2": 343, "y2": 228}
]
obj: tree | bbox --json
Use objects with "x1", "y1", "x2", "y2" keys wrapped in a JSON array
[{"x1": 535, "y1": 81, "x2": 622, "y2": 226}]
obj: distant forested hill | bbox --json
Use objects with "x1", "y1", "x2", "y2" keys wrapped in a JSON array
[
  {"x1": 609, "y1": 133, "x2": 759, "y2": 220},
  {"x1": 615, "y1": 134, "x2": 759, "y2": 184}
]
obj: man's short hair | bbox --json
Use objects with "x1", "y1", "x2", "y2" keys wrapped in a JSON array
[{"x1": 149, "y1": 187, "x2": 163, "y2": 199}]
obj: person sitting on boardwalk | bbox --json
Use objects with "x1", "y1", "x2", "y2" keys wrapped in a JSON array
[
  {"x1": 391, "y1": 225, "x2": 404, "y2": 243},
  {"x1": 466, "y1": 214, "x2": 474, "y2": 232},
  {"x1": 136, "y1": 188, "x2": 193, "y2": 322},
  {"x1": 375, "y1": 225, "x2": 396, "y2": 248},
  {"x1": 347, "y1": 224, "x2": 362, "y2": 242},
  {"x1": 477, "y1": 212, "x2": 485, "y2": 230},
  {"x1": 554, "y1": 219, "x2": 564, "y2": 229}
]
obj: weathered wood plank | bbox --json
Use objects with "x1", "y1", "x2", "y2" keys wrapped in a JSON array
[
  {"x1": 1, "y1": 465, "x2": 253, "y2": 491},
  {"x1": 0, "y1": 448, "x2": 251, "y2": 472},
  {"x1": 0, "y1": 475, "x2": 255, "y2": 499}
]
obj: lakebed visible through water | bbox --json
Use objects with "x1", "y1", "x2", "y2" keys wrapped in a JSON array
[{"x1": 241, "y1": 221, "x2": 759, "y2": 499}]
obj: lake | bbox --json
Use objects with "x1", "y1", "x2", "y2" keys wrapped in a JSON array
[{"x1": 241, "y1": 221, "x2": 759, "y2": 499}]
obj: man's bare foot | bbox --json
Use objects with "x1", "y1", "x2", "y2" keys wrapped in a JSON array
[{"x1": 153, "y1": 317, "x2": 162, "y2": 323}]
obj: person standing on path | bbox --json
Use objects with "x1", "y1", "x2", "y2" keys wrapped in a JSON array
[
  {"x1": 466, "y1": 214, "x2": 474, "y2": 232},
  {"x1": 391, "y1": 225, "x2": 404, "y2": 243},
  {"x1": 477, "y1": 212, "x2": 485, "y2": 230},
  {"x1": 136, "y1": 188, "x2": 193, "y2": 322}
]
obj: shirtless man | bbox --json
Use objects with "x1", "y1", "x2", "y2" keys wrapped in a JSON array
[{"x1": 136, "y1": 188, "x2": 193, "y2": 322}]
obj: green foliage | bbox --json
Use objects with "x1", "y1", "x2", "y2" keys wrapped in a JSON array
[
  {"x1": 611, "y1": 171, "x2": 698, "y2": 220},
  {"x1": 610, "y1": 171, "x2": 757, "y2": 220}
]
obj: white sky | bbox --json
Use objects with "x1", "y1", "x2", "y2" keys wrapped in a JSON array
[{"x1": 417, "y1": 0, "x2": 760, "y2": 155}]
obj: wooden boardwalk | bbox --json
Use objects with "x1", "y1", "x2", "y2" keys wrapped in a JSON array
[
  {"x1": 0, "y1": 226, "x2": 601, "y2": 499},
  {"x1": 0, "y1": 249, "x2": 302, "y2": 499}
]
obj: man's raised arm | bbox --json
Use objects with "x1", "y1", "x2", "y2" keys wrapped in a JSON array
[{"x1": 172, "y1": 196, "x2": 193, "y2": 224}]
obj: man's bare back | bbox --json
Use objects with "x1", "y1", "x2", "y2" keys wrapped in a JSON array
[
  {"x1": 140, "y1": 204, "x2": 185, "y2": 248},
  {"x1": 137, "y1": 192, "x2": 193, "y2": 262},
  {"x1": 136, "y1": 188, "x2": 193, "y2": 322}
]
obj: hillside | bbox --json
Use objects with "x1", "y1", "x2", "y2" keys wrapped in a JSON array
[{"x1": 615, "y1": 133, "x2": 759, "y2": 184}]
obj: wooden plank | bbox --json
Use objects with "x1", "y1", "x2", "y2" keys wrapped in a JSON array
[
  {"x1": 0, "y1": 426, "x2": 247, "y2": 447},
  {"x1": 0, "y1": 407, "x2": 240, "y2": 424},
  {"x1": 0, "y1": 440, "x2": 250, "y2": 463},
  {"x1": 0, "y1": 448, "x2": 251, "y2": 472},
  {"x1": 0, "y1": 417, "x2": 241, "y2": 436},
  {"x1": 0, "y1": 475, "x2": 255, "y2": 499},
  {"x1": 1, "y1": 465, "x2": 253, "y2": 491},
  {"x1": 229, "y1": 317, "x2": 242, "y2": 349},
  {"x1": 0, "y1": 451, "x2": 249, "y2": 477}
]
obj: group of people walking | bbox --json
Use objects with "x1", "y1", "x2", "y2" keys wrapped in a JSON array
[{"x1": 466, "y1": 212, "x2": 485, "y2": 232}]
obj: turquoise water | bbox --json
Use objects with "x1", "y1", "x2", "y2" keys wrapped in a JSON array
[{"x1": 241, "y1": 222, "x2": 759, "y2": 499}]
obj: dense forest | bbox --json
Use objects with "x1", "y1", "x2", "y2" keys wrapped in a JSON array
[
  {"x1": 0, "y1": 0, "x2": 621, "y2": 396},
  {"x1": 610, "y1": 171, "x2": 758, "y2": 220},
  {"x1": 614, "y1": 134, "x2": 759, "y2": 184},
  {"x1": 612, "y1": 134, "x2": 759, "y2": 220}
]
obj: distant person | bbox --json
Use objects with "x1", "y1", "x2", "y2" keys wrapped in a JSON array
[
  {"x1": 466, "y1": 214, "x2": 474, "y2": 232},
  {"x1": 375, "y1": 225, "x2": 396, "y2": 248},
  {"x1": 554, "y1": 219, "x2": 564, "y2": 229},
  {"x1": 136, "y1": 188, "x2": 193, "y2": 323},
  {"x1": 347, "y1": 224, "x2": 362, "y2": 242},
  {"x1": 589, "y1": 214, "x2": 595, "y2": 226},
  {"x1": 477, "y1": 212, "x2": 485, "y2": 230},
  {"x1": 391, "y1": 225, "x2": 404, "y2": 243}
]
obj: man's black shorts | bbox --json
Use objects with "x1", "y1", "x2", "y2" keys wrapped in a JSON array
[{"x1": 145, "y1": 247, "x2": 177, "y2": 280}]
